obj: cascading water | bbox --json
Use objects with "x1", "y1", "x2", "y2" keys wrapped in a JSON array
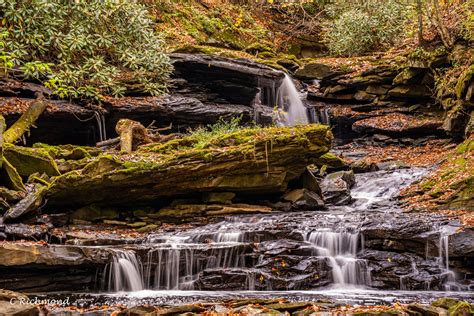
[
  {"x1": 104, "y1": 250, "x2": 144, "y2": 292},
  {"x1": 276, "y1": 74, "x2": 309, "y2": 126},
  {"x1": 305, "y1": 230, "x2": 371, "y2": 287},
  {"x1": 94, "y1": 111, "x2": 107, "y2": 143},
  {"x1": 143, "y1": 235, "x2": 248, "y2": 290}
]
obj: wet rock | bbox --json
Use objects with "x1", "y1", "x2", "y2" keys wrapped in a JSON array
[
  {"x1": 361, "y1": 249, "x2": 445, "y2": 290},
  {"x1": 5, "y1": 223, "x2": 49, "y2": 240},
  {"x1": 354, "y1": 90, "x2": 376, "y2": 102},
  {"x1": 448, "y1": 228, "x2": 474, "y2": 258},
  {"x1": 320, "y1": 170, "x2": 355, "y2": 205},
  {"x1": 444, "y1": 301, "x2": 473, "y2": 315},
  {"x1": 431, "y1": 298, "x2": 463, "y2": 310},
  {"x1": 301, "y1": 168, "x2": 322, "y2": 194},
  {"x1": 282, "y1": 189, "x2": 324, "y2": 210},
  {"x1": 3, "y1": 184, "x2": 47, "y2": 222}
]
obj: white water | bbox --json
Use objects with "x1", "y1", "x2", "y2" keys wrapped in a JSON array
[
  {"x1": 105, "y1": 250, "x2": 144, "y2": 292},
  {"x1": 144, "y1": 237, "x2": 247, "y2": 290},
  {"x1": 276, "y1": 74, "x2": 309, "y2": 126},
  {"x1": 305, "y1": 230, "x2": 371, "y2": 287}
]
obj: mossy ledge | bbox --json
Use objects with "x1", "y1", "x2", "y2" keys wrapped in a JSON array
[{"x1": 46, "y1": 124, "x2": 332, "y2": 207}]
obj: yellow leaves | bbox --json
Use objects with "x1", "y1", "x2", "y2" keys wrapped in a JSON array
[{"x1": 259, "y1": 275, "x2": 265, "y2": 283}]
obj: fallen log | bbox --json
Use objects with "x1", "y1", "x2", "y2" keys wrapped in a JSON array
[{"x1": 3, "y1": 97, "x2": 48, "y2": 144}]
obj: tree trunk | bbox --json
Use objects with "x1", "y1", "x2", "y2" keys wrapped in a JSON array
[
  {"x1": 416, "y1": 0, "x2": 424, "y2": 45},
  {"x1": 0, "y1": 115, "x2": 5, "y2": 169},
  {"x1": 431, "y1": 0, "x2": 453, "y2": 49},
  {"x1": 115, "y1": 119, "x2": 149, "y2": 153},
  {"x1": 3, "y1": 98, "x2": 48, "y2": 144}
]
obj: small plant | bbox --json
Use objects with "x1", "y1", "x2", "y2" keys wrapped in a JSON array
[{"x1": 188, "y1": 116, "x2": 247, "y2": 149}]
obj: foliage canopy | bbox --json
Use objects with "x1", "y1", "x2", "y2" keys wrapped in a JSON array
[{"x1": 0, "y1": 0, "x2": 172, "y2": 99}]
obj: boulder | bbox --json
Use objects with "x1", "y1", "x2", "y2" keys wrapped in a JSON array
[
  {"x1": 3, "y1": 144, "x2": 60, "y2": 177},
  {"x1": 294, "y1": 63, "x2": 341, "y2": 80},
  {"x1": 282, "y1": 189, "x2": 324, "y2": 210},
  {"x1": 320, "y1": 171, "x2": 355, "y2": 205}
]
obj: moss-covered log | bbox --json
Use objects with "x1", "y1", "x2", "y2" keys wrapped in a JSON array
[
  {"x1": 3, "y1": 99, "x2": 47, "y2": 144},
  {"x1": 46, "y1": 124, "x2": 333, "y2": 207}
]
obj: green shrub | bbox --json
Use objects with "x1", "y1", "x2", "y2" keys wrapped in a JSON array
[
  {"x1": 324, "y1": 0, "x2": 409, "y2": 56},
  {"x1": 0, "y1": 0, "x2": 172, "y2": 99}
]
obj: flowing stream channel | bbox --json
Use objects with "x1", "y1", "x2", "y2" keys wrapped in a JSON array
[{"x1": 49, "y1": 168, "x2": 472, "y2": 307}]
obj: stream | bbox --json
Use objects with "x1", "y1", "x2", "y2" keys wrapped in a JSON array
[{"x1": 35, "y1": 168, "x2": 472, "y2": 307}]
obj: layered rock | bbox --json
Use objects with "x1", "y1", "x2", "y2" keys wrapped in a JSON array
[{"x1": 0, "y1": 124, "x2": 331, "y2": 214}]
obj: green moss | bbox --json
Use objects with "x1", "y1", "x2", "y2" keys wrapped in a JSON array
[
  {"x1": 448, "y1": 301, "x2": 473, "y2": 315},
  {"x1": 0, "y1": 157, "x2": 26, "y2": 191},
  {"x1": 4, "y1": 144, "x2": 60, "y2": 177}
]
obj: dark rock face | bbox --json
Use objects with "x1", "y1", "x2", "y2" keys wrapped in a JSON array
[
  {"x1": 170, "y1": 53, "x2": 285, "y2": 107},
  {"x1": 320, "y1": 170, "x2": 355, "y2": 205}
]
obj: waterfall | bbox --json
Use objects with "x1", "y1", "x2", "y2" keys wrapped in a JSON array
[
  {"x1": 305, "y1": 230, "x2": 371, "y2": 287},
  {"x1": 94, "y1": 111, "x2": 107, "y2": 142},
  {"x1": 144, "y1": 236, "x2": 248, "y2": 290},
  {"x1": 104, "y1": 250, "x2": 144, "y2": 292},
  {"x1": 276, "y1": 74, "x2": 309, "y2": 126},
  {"x1": 438, "y1": 232, "x2": 459, "y2": 290}
]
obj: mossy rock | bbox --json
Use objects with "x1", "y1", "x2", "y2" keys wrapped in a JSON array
[
  {"x1": 46, "y1": 125, "x2": 332, "y2": 207},
  {"x1": 315, "y1": 153, "x2": 348, "y2": 169},
  {"x1": 0, "y1": 157, "x2": 25, "y2": 192},
  {"x1": 432, "y1": 298, "x2": 462, "y2": 309},
  {"x1": 448, "y1": 301, "x2": 473, "y2": 316},
  {"x1": 33, "y1": 143, "x2": 100, "y2": 160},
  {"x1": 4, "y1": 144, "x2": 60, "y2": 177}
]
